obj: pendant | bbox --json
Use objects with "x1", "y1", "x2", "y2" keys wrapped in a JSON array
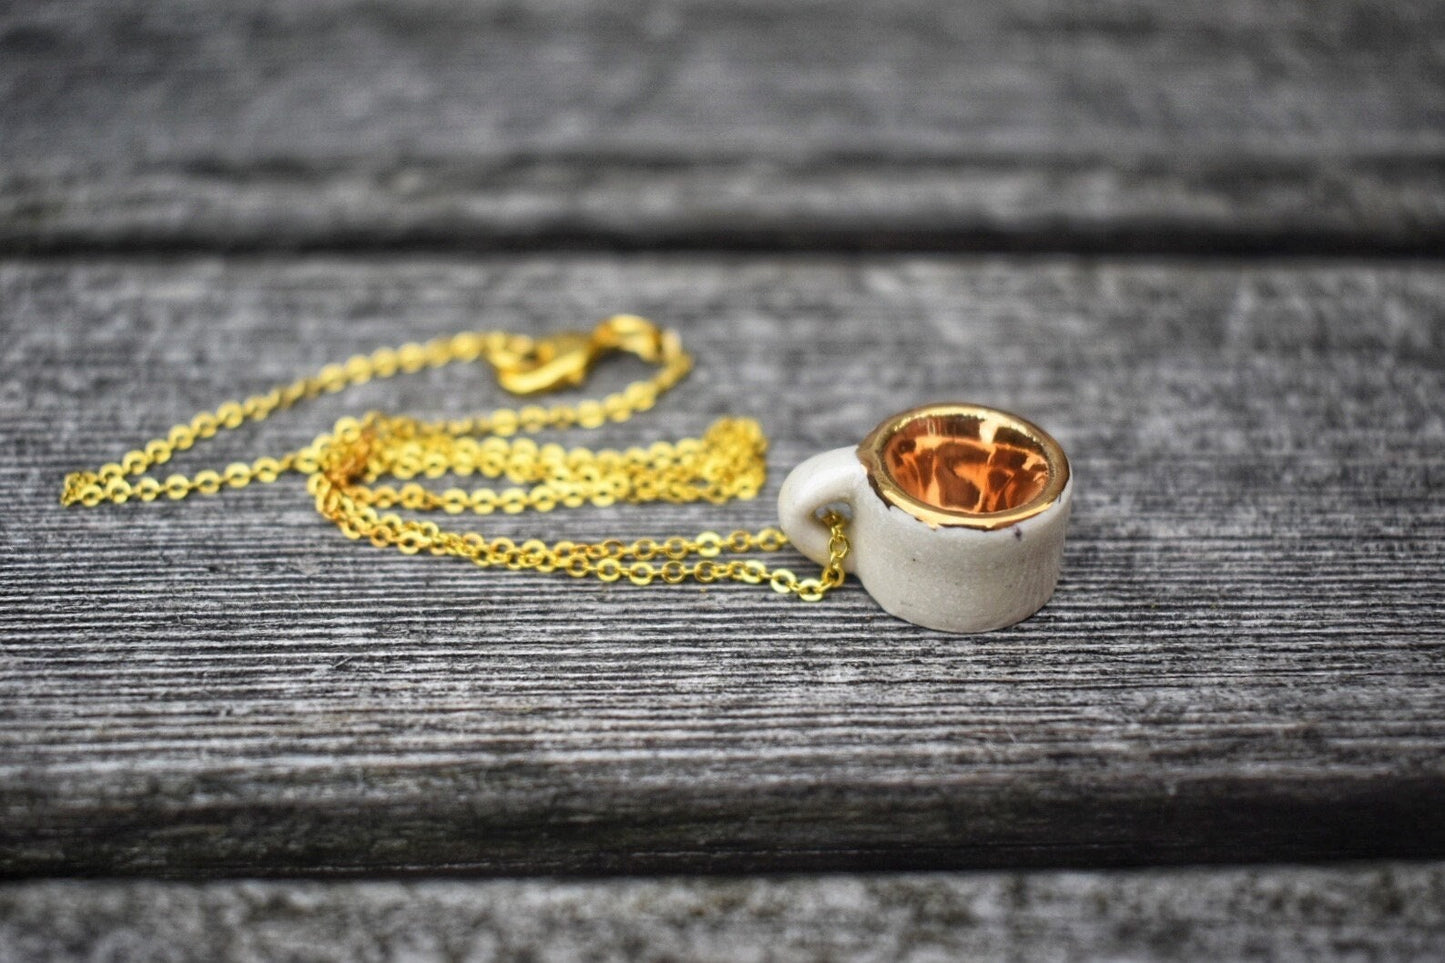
[{"x1": 779, "y1": 403, "x2": 1072, "y2": 633}]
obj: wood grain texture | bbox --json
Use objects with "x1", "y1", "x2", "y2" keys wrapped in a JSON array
[
  {"x1": 3, "y1": 864, "x2": 1445, "y2": 962},
  {"x1": 2, "y1": 0, "x2": 1443, "y2": 254},
  {"x1": 2, "y1": 255, "x2": 1442, "y2": 876}
]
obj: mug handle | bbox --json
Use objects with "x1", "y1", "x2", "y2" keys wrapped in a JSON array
[{"x1": 776, "y1": 446, "x2": 862, "y2": 570}]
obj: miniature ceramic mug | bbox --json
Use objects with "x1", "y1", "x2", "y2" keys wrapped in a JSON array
[{"x1": 778, "y1": 403, "x2": 1073, "y2": 633}]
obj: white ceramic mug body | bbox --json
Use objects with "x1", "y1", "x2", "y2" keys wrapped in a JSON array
[{"x1": 777, "y1": 408, "x2": 1073, "y2": 633}]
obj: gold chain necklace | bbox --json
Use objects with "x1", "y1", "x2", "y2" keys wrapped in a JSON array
[{"x1": 60, "y1": 315, "x2": 850, "y2": 601}]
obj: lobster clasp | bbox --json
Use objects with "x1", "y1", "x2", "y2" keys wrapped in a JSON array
[
  {"x1": 492, "y1": 315, "x2": 666, "y2": 395},
  {"x1": 494, "y1": 331, "x2": 596, "y2": 395}
]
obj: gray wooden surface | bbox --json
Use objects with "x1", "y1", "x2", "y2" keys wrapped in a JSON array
[
  {"x1": 3, "y1": 256, "x2": 1442, "y2": 876},
  {"x1": 2, "y1": 0, "x2": 1443, "y2": 255},
  {"x1": 3, "y1": 0, "x2": 1445, "y2": 955},
  {"x1": 4, "y1": 863, "x2": 1445, "y2": 962}
]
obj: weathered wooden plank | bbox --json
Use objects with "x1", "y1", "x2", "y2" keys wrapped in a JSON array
[
  {"x1": 2, "y1": 0, "x2": 1443, "y2": 252},
  {"x1": 1, "y1": 255, "x2": 1443, "y2": 876},
  {"x1": 3, "y1": 864, "x2": 1444, "y2": 962}
]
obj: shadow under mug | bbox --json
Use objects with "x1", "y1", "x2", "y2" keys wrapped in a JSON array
[{"x1": 778, "y1": 402, "x2": 1073, "y2": 633}]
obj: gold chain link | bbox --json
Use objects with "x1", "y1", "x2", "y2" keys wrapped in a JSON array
[{"x1": 60, "y1": 316, "x2": 849, "y2": 601}]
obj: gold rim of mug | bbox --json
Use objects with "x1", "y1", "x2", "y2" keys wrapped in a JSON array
[{"x1": 856, "y1": 402, "x2": 1070, "y2": 531}]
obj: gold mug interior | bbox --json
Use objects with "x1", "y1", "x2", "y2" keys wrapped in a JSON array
[{"x1": 858, "y1": 404, "x2": 1069, "y2": 530}]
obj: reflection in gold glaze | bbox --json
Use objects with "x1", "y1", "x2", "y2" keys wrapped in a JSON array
[
  {"x1": 882, "y1": 415, "x2": 1050, "y2": 514},
  {"x1": 857, "y1": 403, "x2": 1069, "y2": 530}
]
